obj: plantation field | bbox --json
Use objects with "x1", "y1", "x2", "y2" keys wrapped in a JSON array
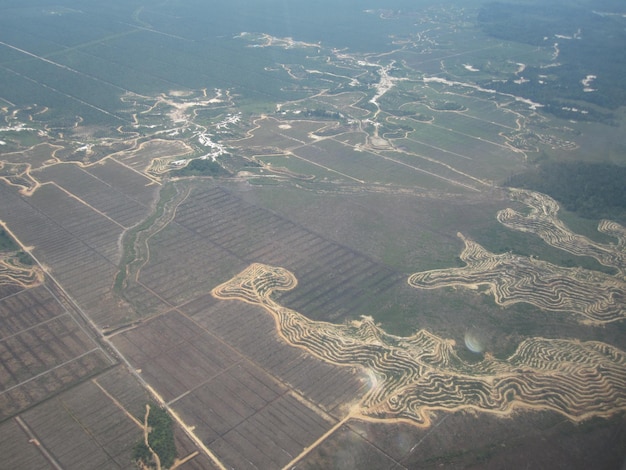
[
  {"x1": 0, "y1": 364, "x2": 213, "y2": 469},
  {"x1": 35, "y1": 164, "x2": 152, "y2": 229},
  {"x1": 0, "y1": 278, "x2": 115, "y2": 421},
  {"x1": 112, "y1": 307, "x2": 365, "y2": 469},
  {"x1": 1, "y1": 0, "x2": 625, "y2": 468}
]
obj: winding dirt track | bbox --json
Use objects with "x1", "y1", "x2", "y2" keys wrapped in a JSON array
[{"x1": 212, "y1": 263, "x2": 626, "y2": 428}]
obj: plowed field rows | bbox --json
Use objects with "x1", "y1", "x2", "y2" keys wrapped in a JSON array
[
  {"x1": 0, "y1": 366, "x2": 146, "y2": 469},
  {"x1": 0, "y1": 184, "x2": 121, "y2": 325},
  {"x1": 28, "y1": 185, "x2": 122, "y2": 261},
  {"x1": 187, "y1": 298, "x2": 366, "y2": 413},
  {"x1": 298, "y1": 424, "x2": 404, "y2": 469},
  {"x1": 112, "y1": 297, "x2": 366, "y2": 469},
  {"x1": 162, "y1": 186, "x2": 402, "y2": 323},
  {"x1": 86, "y1": 159, "x2": 159, "y2": 207},
  {"x1": 113, "y1": 311, "x2": 239, "y2": 403},
  {"x1": 0, "y1": 285, "x2": 64, "y2": 338},
  {"x1": 35, "y1": 164, "x2": 149, "y2": 229},
  {"x1": 0, "y1": 419, "x2": 49, "y2": 469},
  {"x1": 207, "y1": 392, "x2": 332, "y2": 469},
  {"x1": 0, "y1": 283, "x2": 113, "y2": 420},
  {"x1": 136, "y1": 223, "x2": 243, "y2": 306}
]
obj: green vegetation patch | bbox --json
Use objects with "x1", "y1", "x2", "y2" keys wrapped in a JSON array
[
  {"x1": 0, "y1": 229, "x2": 18, "y2": 252},
  {"x1": 115, "y1": 183, "x2": 179, "y2": 294},
  {"x1": 171, "y1": 158, "x2": 232, "y2": 177},
  {"x1": 133, "y1": 405, "x2": 177, "y2": 469},
  {"x1": 506, "y1": 161, "x2": 626, "y2": 222},
  {"x1": 478, "y1": 2, "x2": 626, "y2": 120},
  {"x1": 0, "y1": 229, "x2": 33, "y2": 265},
  {"x1": 15, "y1": 251, "x2": 34, "y2": 266}
]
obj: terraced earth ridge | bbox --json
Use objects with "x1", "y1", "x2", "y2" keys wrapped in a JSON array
[
  {"x1": 499, "y1": 189, "x2": 626, "y2": 277},
  {"x1": 0, "y1": 255, "x2": 42, "y2": 289},
  {"x1": 212, "y1": 263, "x2": 626, "y2": 427},
  {"x1": 409, "y1": 189, "x2": 626, "y2": 324},
  {"x1": 408, "y1": 233, "x2": 626, "y2": 324}
]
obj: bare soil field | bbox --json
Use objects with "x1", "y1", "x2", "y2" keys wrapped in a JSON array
[
  {"x1": 342, "y1": 411, "x2": 626, "y2": 469},
  {"x1": 112, "y1": 311, "x2": 240, "y2": 403},
  {"x1": 0, "y1": 2, "x2": 624, "y2": 468},
  {"x1": 0, "y1": 418, "x2": 50, "y2": 469},
  {"x1": 101, "y1": 179, "x2": 625, "y2": 469},
  {"x1": 0, "y1": 142, "x2": 58, "y2": 169},
  {"x1": 0, "y1": 176, "x2": 151, "y2": 327},
  {"x1": 111, "y1": 182, "x2": 404, "y2": 327},
  {"x1": 161, "y1": 185, "x2": 402, "y2": 323},
  {"x1": 183, "y1": 296, "x2": 367, "y2": 414},
  {"x1": 0, "y1": 187, "x2": 119, "y2": 317},
  {"x1": 1, "y1": 168, "x2": 623, "y2": 468},
  {"x1": 295, "y1": 424, "x2": 405, "y2": 469}
]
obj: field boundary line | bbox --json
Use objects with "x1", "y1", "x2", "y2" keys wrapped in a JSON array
[
  {"x1": 0, "y1": 221, "x2": 116, "y2": 360},
  {"x1": 142, "y1": 380, "x2": 228, "y2": 470},
  {"x1": 43, "y1": 284, "x2": 114, "y2": 360},
  {"x1": 166, "y1": 360, "x2": 244, "y2": 406},
  {"x1": 108, "y1": 156, "x2": 163, "y2": 186},
  {"x1": 287, "y1": 150, "x2": 365, "y2": 183},
  {"x1": 92, "y1": 378, "x2": 143, "y2": 428},
  {"x1": 0, "y1": 285, "x2": 27, "y2": 303},
  {"x1": 0, "y1": 40, "x2": 145, "y2": 99},
  {"x1": 408, "y1": 414, "x2": 450, "y2": 454},
  {"x1": 281, "y1": 409, "x2": 355, "y2": 470},
  {"x1": 38, "y1": 182, "x2": 127, "y2": 229},
  {"x1": 0, "y1": 348, "x2": 101, "y2": 396},
  {"x1": 15, "y1": 416, "x2": 64, "y2": 470},
  {"x1": 333, "y1": 137, "x2": 484, "y2": 191},
  {"x1": 0, "y1": 96, "x2": 15, "y2": 106},
  {"x1": 0, "y1": 312, "x2": 69, "y2": 343},
  {"x1": 401, "y1": 135, "x2": 474, "y2": 161}
]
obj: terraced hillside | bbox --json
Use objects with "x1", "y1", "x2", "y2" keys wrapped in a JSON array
[{"x1": 213, "y1": 263, "x2": 626, "y2": 427}]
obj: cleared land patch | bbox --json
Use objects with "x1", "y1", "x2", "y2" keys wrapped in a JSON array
[
  {"x1": 498, "y1": 189, "x2": 626, "y2": 276},
  {"x1": 213, "y1": 263, "x2": 626, "y2": 428},
  {"x1": 409, "y1": 233, "x2": 625, "y2": 323},
  {"x1": 0, "y1": 3, "x2": 625, "y2": 467},
  {"x1": 410, "y1": 189, "x2": 626, "y2": 323}
]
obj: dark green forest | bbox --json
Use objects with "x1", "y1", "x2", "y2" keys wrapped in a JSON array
[
  {"x1": 478, "y1": 2, "x2": 626, "y2": 121},
  {"x1": 0, "y1": 229, "x2": 17, "y2": 251},
  {"x1": 506, "y1": 162, "x2": 626, "y2": 222}
]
